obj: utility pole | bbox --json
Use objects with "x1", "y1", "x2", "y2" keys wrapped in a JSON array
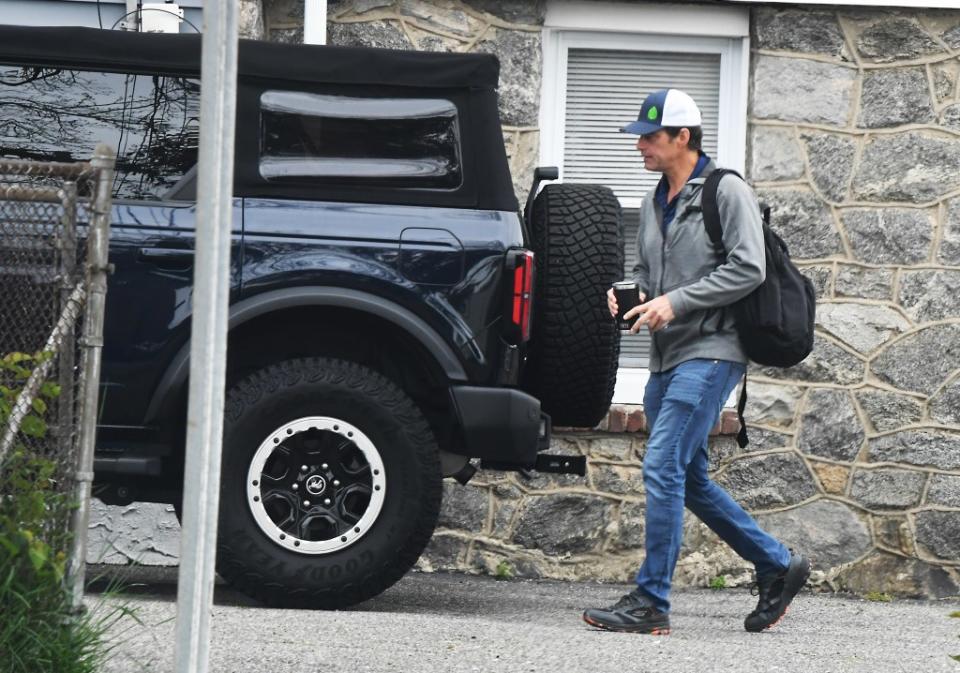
[
  {"x1": 123, "y1": 0, "x2": 141, "y2": 31},
  {"x1": 172, "y1": 2, "x2": 239, "y2": 672},
  {"x1": 304, "y1": 0, "x2": 327, "y2": 44}
]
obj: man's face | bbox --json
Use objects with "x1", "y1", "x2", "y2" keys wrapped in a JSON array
[{"x1": 635, "y1": 129, "x2": 688, "y2": 173}]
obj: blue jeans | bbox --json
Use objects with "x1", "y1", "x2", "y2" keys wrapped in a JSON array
[{"x1": 635, "y1": 358, "x2": 791, "y2": 613}]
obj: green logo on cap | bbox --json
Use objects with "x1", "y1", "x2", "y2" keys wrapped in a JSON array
[{"x1": 647, "y1": 106, "x2": 659, "y2": 121}]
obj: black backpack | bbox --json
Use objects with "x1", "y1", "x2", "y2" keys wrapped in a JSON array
[{"x1": 701, "y1": 168, "x2": 816, "y2": 447}]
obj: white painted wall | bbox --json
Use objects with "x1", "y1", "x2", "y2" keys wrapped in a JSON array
[{"x1": 0, "y1": 0, "x2": 202, "y2": 31}]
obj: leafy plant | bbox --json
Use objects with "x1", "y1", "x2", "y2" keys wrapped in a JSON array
[
  {"x1": 708, "y1": 575, "x2": 727, "y2": 590},
  {"x1": 0, "y1": 351, "x2": 130, "y2": 672},
  {"x1": 494, "y1": 560, "x2": 514, "y2": 581},
  {"x1": 0, "y1": 351, "x2": 61, "y2": 446},
  {"x1": 864, "y1": 591, "x2": 892, "y2": 603}
]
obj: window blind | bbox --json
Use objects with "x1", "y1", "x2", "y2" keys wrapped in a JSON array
[{"x1": 564, "y1": 48, "x2": 721, "y2": 200}]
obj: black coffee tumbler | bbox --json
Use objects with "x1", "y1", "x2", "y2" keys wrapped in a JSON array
[{"x1": 613, "y1": 280, "x2": 640, "y2": 331}]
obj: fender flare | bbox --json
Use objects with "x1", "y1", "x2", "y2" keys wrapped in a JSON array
[{"x1": 144, "y1": 286, "x2": 467, "y2": 423}]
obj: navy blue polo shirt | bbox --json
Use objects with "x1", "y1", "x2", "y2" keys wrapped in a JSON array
[{"x1": 655, "y1": 152, "x2": 710, "y2": 235}]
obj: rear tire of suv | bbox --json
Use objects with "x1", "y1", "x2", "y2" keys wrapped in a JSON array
[
  {"x1": 524, "y1": 183, "x2": 623, "y2": 428},
  {"x1": 215, "y1": 357, "x2": 442, "y2": 609}
]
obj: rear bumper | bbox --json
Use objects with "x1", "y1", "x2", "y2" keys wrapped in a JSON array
[{"x1": 449, "y1": 385, "x2": 549, "y2": 465}]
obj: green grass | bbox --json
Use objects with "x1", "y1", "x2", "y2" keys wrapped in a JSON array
[
  {"x1": 708, "y1": 575, "x2": 727, "y2": 590},
  {"x1": 494, "y1": 560, "x2": 514, "y2": 581},
  {"x1": 0, "y1": 446, "x2": 135, "y2": 671},
  {"x1": 0, "y1": 557, "x2": 139, "y2": 673},
  {"x1": 864, "y1": 591, "x2": 893, "y2": 603}
]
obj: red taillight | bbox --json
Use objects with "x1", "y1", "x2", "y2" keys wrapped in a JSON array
[
  {"x1": 512, "y1": 265, "x2": 524, "y2": 324},
  {"x1": 508, "y1": 250, "x2": 534, "y2": 342}
]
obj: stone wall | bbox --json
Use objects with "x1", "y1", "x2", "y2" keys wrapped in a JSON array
[
  {"x1": 239, "y1": 0, "x2": 265, "y2": 39},
  {"x1": 87, "y1": 2, "x2": 960, "y2": 599},
  {"x1": 739, "y1": 5, "x2": 960, "y2": 598}
]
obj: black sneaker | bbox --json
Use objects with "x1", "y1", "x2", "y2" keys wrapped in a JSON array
[
  {"x1": 744, "y1": 551, "x2": 811, "y2": 632},
  {"x1": 583, "y1": 589, "x2": 671, "y2": 634}
]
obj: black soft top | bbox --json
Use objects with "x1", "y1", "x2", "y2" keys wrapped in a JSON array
[
  {"x1": 0, "y1": 25, "x2": 499, "y2": 89},
  {"x1": 0, "y1": 25, "x2": 517, "y2": 212}
]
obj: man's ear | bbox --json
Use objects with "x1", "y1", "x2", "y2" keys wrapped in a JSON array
[{"x1": 678, "y1": 127, "x2": 691, "y2": 149}]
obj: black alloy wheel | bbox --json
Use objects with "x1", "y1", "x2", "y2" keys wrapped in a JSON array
[{"x1": 215, "y1": 357, "x2": 442, "y2": 609}]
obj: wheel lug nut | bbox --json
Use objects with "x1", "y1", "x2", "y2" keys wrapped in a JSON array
[
  {"x1": 321, "y1": 463, "x2": 329, "y2": 470},
  {"x1": 303, "y1": 500, "x2": 310, "y2": 507},
  {"x1": 292, "y1": 483, "x2": 299, "y2": 491},
  {"x1": 333, "y1": 480, "x2": 340, "y2": 487},
  {"x1": 324, "y1": 498, "x2": 331, "y2": 506},
  {"x1": 301, "y1": 465, "x2": 309, "y2": 472}
]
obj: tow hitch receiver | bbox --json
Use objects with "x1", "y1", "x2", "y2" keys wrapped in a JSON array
[
  {"x1": 481, "y1": 453, "x2": 586, "y2": 477},
  {"x1": 533, "y1": 453, "x2": 586, "y2": 476}
]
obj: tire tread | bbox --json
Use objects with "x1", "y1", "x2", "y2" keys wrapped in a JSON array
[
  {"x1": 524, "y1": 184, "x2": 623, "y2": 427},
  {"x1": 217, "y1": 357, "x2": 442, "y2": 609}
]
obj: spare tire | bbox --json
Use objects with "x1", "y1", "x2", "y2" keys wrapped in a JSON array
[{"x1": 522, "y1": 183, "x2": 623, "y2": 428}]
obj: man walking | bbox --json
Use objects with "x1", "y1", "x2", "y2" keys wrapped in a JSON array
[{"x1": 583, "y1": 89, "x2": 809, "y2": 635}]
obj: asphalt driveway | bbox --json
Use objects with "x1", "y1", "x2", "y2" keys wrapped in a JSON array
[{"x1": 88, "y1": 566, "x2": 959, "y2": 673}]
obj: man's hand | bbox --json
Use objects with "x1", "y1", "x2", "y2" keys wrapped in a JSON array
[
  {"x1": 607, "y1": 287, "x2": 646, "y2": 319},
  {"x1": 624, "y1": 294, "x2": 675, "y2": 333}
]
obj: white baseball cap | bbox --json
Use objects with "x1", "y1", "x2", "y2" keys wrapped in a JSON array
[{"x1": 620, "y1": 89, "x2": 702, "y2": 135}]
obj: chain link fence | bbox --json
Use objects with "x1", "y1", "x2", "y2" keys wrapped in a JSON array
[{"x1": 0, "y1": 144, "x2": 115, "y2": 607}]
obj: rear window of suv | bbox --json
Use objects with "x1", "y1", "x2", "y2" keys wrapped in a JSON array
[
  {"x1": 0, "y1": 66, "x2": 200, "y2": 201},
  {"x1": 258, "y1": 90, "x2": 462, "y2": 190}
]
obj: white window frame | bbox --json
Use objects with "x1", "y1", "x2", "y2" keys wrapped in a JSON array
[{"x1": 540, "y1": 1, "x2": 750, "y2": 403}]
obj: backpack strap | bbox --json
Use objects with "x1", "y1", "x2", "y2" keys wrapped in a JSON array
[
  {"x1": 700, "y1": 168, "x2": 744, "y2": 258},
  {"x1": 736, "y1": 374, "x2": 749, "y2": 449},
  {"x1": 703, "y1": 167, "x2": 752, "y2": 449}
]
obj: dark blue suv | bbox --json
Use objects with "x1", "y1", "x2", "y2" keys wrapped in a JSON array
[{"x1": 0, "y1": 25, "x2": 622, "y2": 607}]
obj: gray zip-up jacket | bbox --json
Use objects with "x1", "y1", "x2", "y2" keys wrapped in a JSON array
[{"x1": 631, "y1": 160, "x2": 765, "y2": 372}]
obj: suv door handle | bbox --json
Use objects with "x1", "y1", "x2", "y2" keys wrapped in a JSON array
[{"x1": 138, "y1": 247, "x2": 193, "y2": 270}]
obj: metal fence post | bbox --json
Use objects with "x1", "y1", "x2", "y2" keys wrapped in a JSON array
[
  {"x1": 57, "y1": 182, "x2": 78, "y2": 493},
  {"x1": 173, "y1": 2, "x2": 239, "y2": 672},
  {"x1": 67, "y1": 144, "x2": 115, "y2": 610}
]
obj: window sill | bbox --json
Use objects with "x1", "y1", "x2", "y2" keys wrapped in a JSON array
[{"x1": 555, "y1": 405, "x2": 741, "y2": 436}]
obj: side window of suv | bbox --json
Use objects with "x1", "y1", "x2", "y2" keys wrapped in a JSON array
[
  {"x1": 0, "y1": 66, "x2": 199, "y2": 201},
  {"x1": 258, "y1": 90, "x2": 462, "y2": 190}
]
